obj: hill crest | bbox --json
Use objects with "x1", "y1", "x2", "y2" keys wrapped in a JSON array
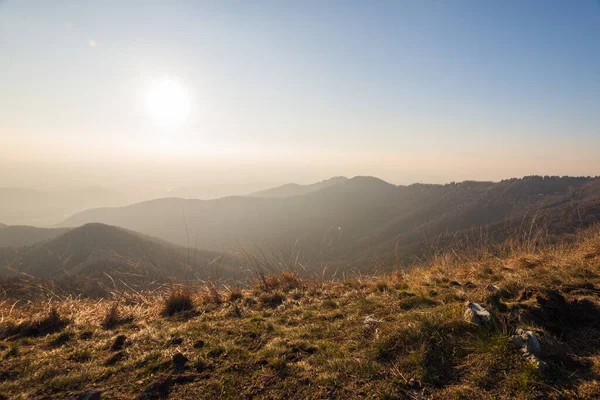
[
  {"x1": 249, "y1": 176, "x2": 348, "y2": 198},
  {"x1": 0, "y1": 225, "x2": 71, "y2": 248},
  {"x1": 0, "y1": 223, "x2": 232, "y2": 288}
]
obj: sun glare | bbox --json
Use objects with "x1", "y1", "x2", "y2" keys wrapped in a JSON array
[{"x1": 145, "y1": 78, "x2": 191, "y2": 128}]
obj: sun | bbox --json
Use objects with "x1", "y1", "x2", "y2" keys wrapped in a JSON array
[{"x1": 145, "y1": 78, "x2": 191, "y2": 128}]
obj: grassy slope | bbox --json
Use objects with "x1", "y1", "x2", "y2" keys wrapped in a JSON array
[{"x1": 2, "y1": 229, "x2": 600, "y2": 399}]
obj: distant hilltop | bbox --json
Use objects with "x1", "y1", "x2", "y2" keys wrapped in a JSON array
[{"x1": 249, "y1": 176, "x2": 348, "y2": 198}]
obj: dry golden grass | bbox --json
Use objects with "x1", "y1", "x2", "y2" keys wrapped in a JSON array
[
  {"x1": 1, "y1": 227, "x2": 600, "y2": 398},
  {"x1": 197, "y1": 285, "x2": 222, "y2": 306}
]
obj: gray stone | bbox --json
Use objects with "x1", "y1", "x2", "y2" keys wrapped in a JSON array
[
  {"x1": 523, "y1": 352, "x2": 548, "y2": 370},
  {"x1": 516, "y1": 329, "x2": 542, "y2": 356},
  {"x1": 510, "y1": 329, "x2": 545, "y2": 370},
  {"x1": 463, "y1": 302, "x2": 494, "y2": 327},
  {"x1": 509, "y1": 335, "x2": 525, "y2": 348}
]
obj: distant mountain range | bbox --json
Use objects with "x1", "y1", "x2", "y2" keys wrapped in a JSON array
[
  {"x1": 249, "y1": 176, "x2": 348, "y2": 198},
  {"x1": 0, "y1": 225, "x2": 70, "y2": 248},
  {"x1": 0, "y1": 187, "x2": 132, "y2": 226},
  {"x1": 0, "y1": 223, "x2": 235, "y2": 288},
  {"x1": 0, "y1": 183, "x2": 280, "y2": 226},
  {"x1": 59, "y1": 176, "x2": 600, "y2": 270}
]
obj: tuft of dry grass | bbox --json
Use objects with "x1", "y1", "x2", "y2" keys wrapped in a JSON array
[
  {"x1": 259, "y1": 291, "x2": 286, "y2": 308},
  {"x1": 372, "y1": 279, "x2": 390, "y2": 292},
  {"x1": 198, "y1": 285, "x2": 222, "y2": 306},
  {"x1": 228, "y1": 287, "x2": 244, "y2": 302},
  {"x1": 101, "y1": 303, "x2": 121, "y2": 329},
  {"x1": 264, "y1": 271, "x2": 304, "y2": 292},
  {"x1": 163, "y1": 287, "x2": 195, "y2": 316}
]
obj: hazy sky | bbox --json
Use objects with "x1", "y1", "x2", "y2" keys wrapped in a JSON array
[{"x1": 2, "y1": 0, "x2": 600, "y2": 190}]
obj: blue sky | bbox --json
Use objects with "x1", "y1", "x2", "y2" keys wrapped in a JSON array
[{"x1": 1, "y1": 0, "x2": 599, "y2": 188}]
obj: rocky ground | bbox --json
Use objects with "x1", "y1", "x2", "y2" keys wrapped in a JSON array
[{"x1": 2, "y1": 229, "x2": 600, "y2": 399}]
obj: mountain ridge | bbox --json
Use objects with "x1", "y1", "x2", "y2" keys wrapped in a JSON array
[
  {"x1": 0, "y1": 225, "x2": 71, "y2": 248},
  {"x1": 249, "y1": 176, "x2": 348, "y2": 198},
  {"x1": 58, "y1": 176, "x2": 600, "y2": 269}
]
